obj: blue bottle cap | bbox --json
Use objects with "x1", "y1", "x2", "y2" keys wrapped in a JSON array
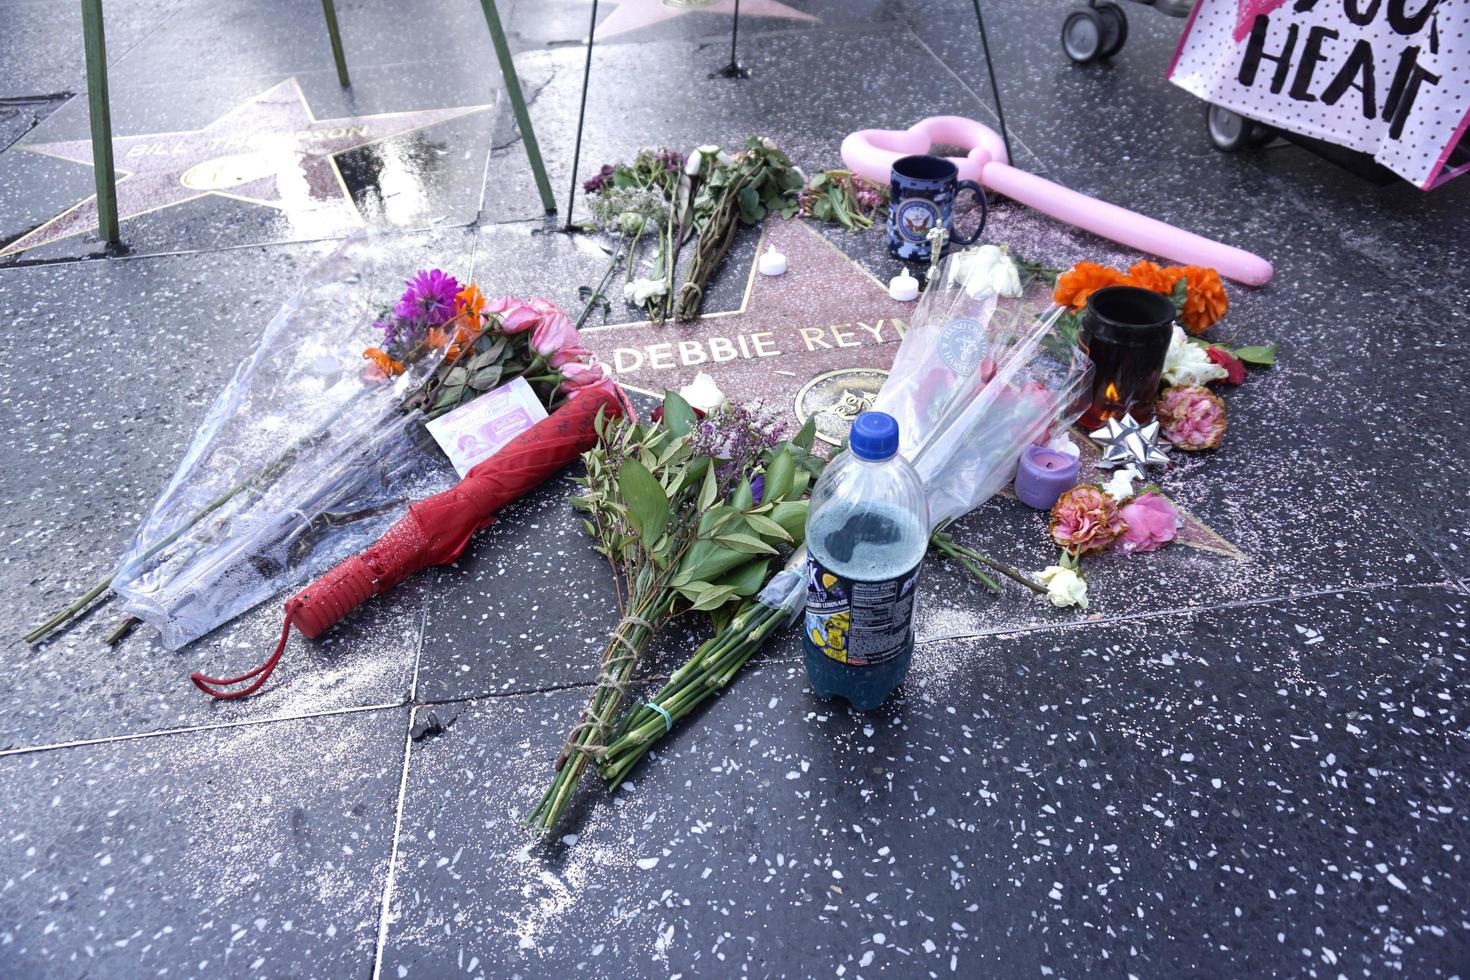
[{"x1": 849, "y1": 411, "x2": 900, "y2": 461}]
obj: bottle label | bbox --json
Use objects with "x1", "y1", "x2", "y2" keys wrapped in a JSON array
[{"x1": 803, "y1": 553, "x2": 921, "y2": 667}]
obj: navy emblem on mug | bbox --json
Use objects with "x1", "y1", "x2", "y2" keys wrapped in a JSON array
[{"x1": 894, "y1": 199, "x2": 941, "y2": 243}]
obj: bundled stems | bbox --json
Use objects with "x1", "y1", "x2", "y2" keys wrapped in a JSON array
[
  {"x1": 674, "y1": 171, "x2": 750, "y2": 322},
  {"x1": 599, "y1": 596, "x2": 788, "y2": 789},
  {"x1": 526, "y1": 591, "x2": 674, "y2": 833}
]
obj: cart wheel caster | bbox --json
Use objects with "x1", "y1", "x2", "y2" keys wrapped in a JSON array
[
  {"x1": 1206, "y1": 103, "x2": 1256, "y2": 152},
  {"x1": 1095, "y1": 1, "x2": 1128, "y2": 58},
  {"x1": 1062, "y1": 8, "x2": 1104, "y2": 63}
]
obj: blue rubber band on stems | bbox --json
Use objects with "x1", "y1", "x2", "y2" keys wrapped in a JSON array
[{"x1": 648, "y1": 702, "x2": 673, "y2": 732}]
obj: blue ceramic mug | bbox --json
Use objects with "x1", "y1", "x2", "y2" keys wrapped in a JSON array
[{"x1": 887, "y1": 154, "x2": 987, "y2": 262}]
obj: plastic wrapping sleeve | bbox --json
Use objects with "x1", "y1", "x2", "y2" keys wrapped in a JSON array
[
  {"x1": 756, "y1": 567, "x2": 808, "y2": 628},
  {"x1": 112, "y1": 232, "x2": 454, "y2": 649},
  {"x1": 190, "y1": 385, "x2": 626, "y2": 700},
  {"x1": 874, "y1": 251, "x2": 1093, "y2": 529}
]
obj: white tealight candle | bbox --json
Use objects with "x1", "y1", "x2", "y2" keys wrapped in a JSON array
[
  {"x1": 888, "y1": 269, "x2": 919, "y2": 302},
  {"x1": 757, "y1": 244, "x2": 787, "y2": 276}
]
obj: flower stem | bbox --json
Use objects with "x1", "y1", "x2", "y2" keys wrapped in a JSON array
[
  {"x1": 575, "y1": 244, "x2": 625, "y2": 330},
  {"x1": 930, "y1": 530, "x2": 1045, "y2": 595}
]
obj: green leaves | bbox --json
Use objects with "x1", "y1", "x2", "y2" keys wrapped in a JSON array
[
  {"x1": 1232, "y1": 343, "x2": 1277, "y2": 366},
  {"x1": 763, "y1": 450, "x2": 794, "y2": 502},
  {"x1": 1169, "y1": 276, "x2": 1189, "y2": 314},
  {"x1": 792, "y1": 416, "x2": 817, "y2": 452},
  {"x1": 618, "y1": 458, "x2": 669, "y2": 541},
  {"x1": 660, "y1": 390, "x2": 698, "y2": 436}
]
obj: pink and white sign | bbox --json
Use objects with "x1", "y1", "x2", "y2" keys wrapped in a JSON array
[
  {"x1": 1168, "y1": 0, "x2": 1470, "y2": 189},
  {"x1": 425, "y1": 377, "x2": 548, "y2": 478}
]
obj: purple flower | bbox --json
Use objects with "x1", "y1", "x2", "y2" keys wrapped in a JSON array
[
  {"x1": 750, "y1": 474, "x2": 765, "y2": 505},
  {"x1": 583, "y1": 164, "x2": 615, "y2": 194},
  {"x1": 395, "y1": 269, "x2": 460, "y2": 327}
]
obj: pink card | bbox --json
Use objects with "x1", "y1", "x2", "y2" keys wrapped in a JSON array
[{"x1": 425, "y1": 377, "x2": 549, "y2": 477}]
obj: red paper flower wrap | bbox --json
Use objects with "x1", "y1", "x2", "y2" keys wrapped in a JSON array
[{"x1": 192, "y1": 385, "x2": 626, "y2": 699}]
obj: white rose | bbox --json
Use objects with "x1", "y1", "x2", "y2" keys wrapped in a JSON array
[
  {"x1": 678, "y1": 371, "x2": 727, "y2": 414},
  {"x1": 1100, "y1": 465, "x2": 1140, "y2": 502},
  {"x1": 623, "y1": 277, "x2": 668, "y2": 306},
  {"x1": 947, "y1": 244, "x2": 1023, "y2": 299},
  {"x1": 1162, "y1": 325, "x2": 1227, "y2": 386},
  {"x1": 1036, "y1": 565, "x2": 1089, "y2": 609}
]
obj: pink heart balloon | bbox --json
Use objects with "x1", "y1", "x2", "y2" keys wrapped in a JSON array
[{"x1": 841, "y1": 115, "x2": 1274, "y2": 286}]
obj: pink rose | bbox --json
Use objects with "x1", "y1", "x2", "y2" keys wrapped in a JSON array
[
  {"x1": 1156, "y1": 384, "x2": 1227, "y2": 451},
  {"x1": 560, "y1": 358, "x2": 609, "y2": 391},
  {"x1": 549, "y1": 344, "x2": 590, "y2": 369},
  {"x1": 531, "y1": 310, "x2": 579, "y2": 357},
  {"x1": 1049, "y1": 484, "x2": 1125, "y2": 556},
  {"x1": 1118, "y1": 492, "x2": 1179, "y2": 554},
  {"x1": 485, "y1": 295, "x2": 538, "y2": 334}
]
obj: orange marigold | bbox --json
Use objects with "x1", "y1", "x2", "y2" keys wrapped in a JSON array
[
  {"x1": 444, "y1": 324, "x2": 480, "y2": 362},
  {"x1": 1176, "y1": 265, "x2": 1228, "y2": 335},
  {"x1": 427, "y1": 327, "x2": 450, "y2": 350},
  {"x1": 1053, "y1": 261, "x2": 1127, "y2": 310},
  {"x1": 455, "y1": 283, "x2": 487, "y2": 323},
  {"x1": 362, "y1": 347, "x2": 405, "y2": 377},
  {"x1": 1126, "y1": 260, "x2": 1184, "y2": 295}
]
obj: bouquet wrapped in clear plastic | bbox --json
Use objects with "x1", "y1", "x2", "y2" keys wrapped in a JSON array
[
  {"x1": 111, "y1": 236, "x2": 447, "y2": 649},
  {"x1": 25, "y1": 232, "x2": 617, "y2": 651},
  {"x1": 876, "y1": 246, "x2": 1093, "y2": 527}
]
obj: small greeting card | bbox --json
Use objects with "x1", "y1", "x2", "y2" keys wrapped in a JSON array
[{"x1": 426, "y1": 376, "x2": 549, "y2": 477}]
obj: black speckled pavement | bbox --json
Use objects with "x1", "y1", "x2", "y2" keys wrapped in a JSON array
[{"x1": 1, "y1": 1, "x2": 1466, "y2": 977}]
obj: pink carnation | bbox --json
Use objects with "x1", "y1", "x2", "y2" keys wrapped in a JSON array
[
  {"x1": 1049, "y1": 484, "x2": 1126, "y2": 556},
  {"x1": 1156, "y1": 384, "x2": 1227, "y2": 451},
  {"x1": 1118, "y1": 492, "x2": 1179, "y2": 554}
]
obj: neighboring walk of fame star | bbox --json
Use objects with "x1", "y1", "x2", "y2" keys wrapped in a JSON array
[
  {"x1": 593, "y1": 0, "x2": 817, "y2": 38},
  {"x1": 579, "y1": 217, "x2": 1246, "y2": 560},
  {"x1": 2, "y1": 77, "x2": 490, "y2": 257}
]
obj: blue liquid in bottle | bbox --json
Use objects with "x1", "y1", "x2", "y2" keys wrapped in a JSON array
[{"x1": 803, "y1": 412, "x2": 928, "y2": 711}]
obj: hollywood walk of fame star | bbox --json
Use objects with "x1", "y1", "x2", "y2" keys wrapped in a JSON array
[
  {"x1": 1, "y1": 78, "x2": 490, "y2": 258},
  {"x1": 579, "y1": 217, "x2": 1247, "y2": 560},
  {"x1": 594, "y1": 0, "x2": 817, "y2": 39}
]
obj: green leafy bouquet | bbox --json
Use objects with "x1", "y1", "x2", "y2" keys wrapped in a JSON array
[{"x1": 526, "y1": 392, "x2": 823, "y2": 833}]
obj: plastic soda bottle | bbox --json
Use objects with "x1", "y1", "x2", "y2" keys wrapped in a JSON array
[{"x1": 802, "y1": 411, "x2": 929, "y2": 710}]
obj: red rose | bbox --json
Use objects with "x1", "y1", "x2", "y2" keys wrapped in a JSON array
[{"x1": 1206, "y1": 346, "x2": 1246, "y2": 385}]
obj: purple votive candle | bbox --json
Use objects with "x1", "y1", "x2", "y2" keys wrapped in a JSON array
[{"x1": 1014, "y1": 445, "x2": 1080, "y2": 509}]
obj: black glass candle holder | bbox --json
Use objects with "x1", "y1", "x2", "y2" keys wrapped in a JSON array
[{"x1": 1078, "y1": 285, "x2": 1176, "y2": 429}]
